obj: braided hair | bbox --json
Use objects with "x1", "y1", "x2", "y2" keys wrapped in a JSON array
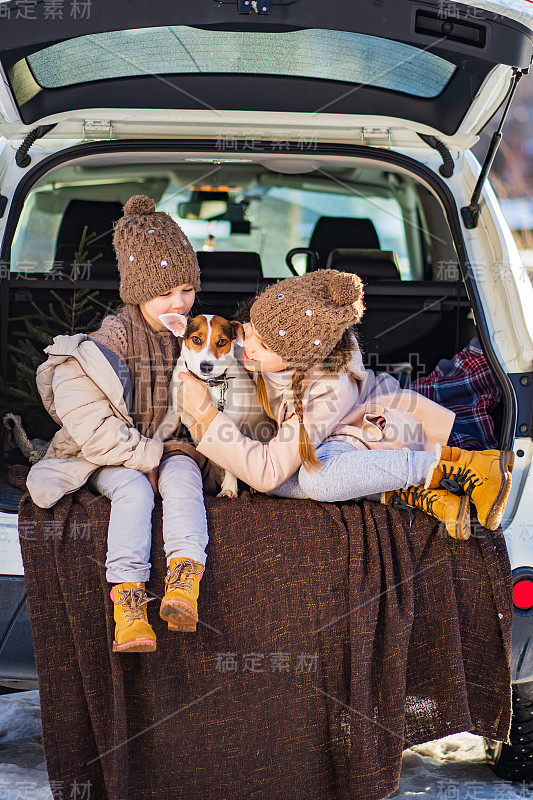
[
  {"x1": 291, "y1": 368, "x2": 322, "y2": 471},
  {"x1": 255, "y1": 328, "x2": 361, "y2": 472},
  {"x1": 255, "y1": 370, "x2": 320, "y2": 470}
]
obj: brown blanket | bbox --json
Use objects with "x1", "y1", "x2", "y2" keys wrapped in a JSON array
[{"x1": 10, "y1": 465, "x2": 512, "y2": 800}]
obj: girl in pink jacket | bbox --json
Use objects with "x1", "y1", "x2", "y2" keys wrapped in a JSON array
[{"x1": 179, "y1": 270, "x2": 514, "y2": 539}]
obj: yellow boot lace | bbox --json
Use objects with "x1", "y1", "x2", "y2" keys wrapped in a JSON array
[
  {"x1": 165, "y1": 559, "x2": 204, "y2": 596},
  {"x1": 116, "y1": 587, "x2": 154, "y2": 622}
]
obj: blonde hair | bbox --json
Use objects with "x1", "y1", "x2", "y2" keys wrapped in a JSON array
[
  {"x1": 291, "y1": 369, "x2": 322, "y2": 472},
  {"x1": 254, "y1": 321, "x2": 360, "y2": 474},
  {"x1": 256, "y1": 373, "x2": 275, "y2": 420},
  {"x1": 256, "y1": 371, "x2": 321, "y2": 473}
]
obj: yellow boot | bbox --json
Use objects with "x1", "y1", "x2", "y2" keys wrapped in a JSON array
[
  {"x1": 111, "y1": 582, "x2": 157, "y2": 653},
  {"x1": 382, "y1": 486, "x2": 471, "y2": 540},
  {"x1": 159, "y1": 557, "x2": 204, "y2": 632},
  {"x1": 426, "y1": 445, "x2": 514, "y2": 531}
]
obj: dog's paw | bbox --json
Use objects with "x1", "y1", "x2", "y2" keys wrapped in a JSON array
[{"x1": 217, "y1": 488, "x2": 238, "y2": 499}]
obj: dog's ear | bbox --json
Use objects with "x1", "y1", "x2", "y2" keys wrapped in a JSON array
[
  {"x1": 158, "y1": 313, "x2": 189, "y2": 338},
  {"x1": 230, "y1": 321, "x2": 245, "y2": 347}
]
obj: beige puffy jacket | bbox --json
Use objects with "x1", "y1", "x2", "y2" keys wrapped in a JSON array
[{"x1": 26, "y1": 333, "x2": 164, "y2": 508}]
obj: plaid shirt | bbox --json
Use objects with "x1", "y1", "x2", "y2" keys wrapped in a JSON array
[{"x1": 411, "y1": 338, "x2": 500, "y2": 450}]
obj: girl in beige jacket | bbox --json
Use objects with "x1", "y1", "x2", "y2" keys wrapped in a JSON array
[
  {"x1": 178, "y1": 270, "x2": 514, "y2": 540},
  {"x1": 27, "y1": 196, "x2": 211, "y2": 654}
]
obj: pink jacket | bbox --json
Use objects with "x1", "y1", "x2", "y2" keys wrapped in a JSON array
[{"x1": 196, "y1": 346, "x2": 455, "y2": 493}]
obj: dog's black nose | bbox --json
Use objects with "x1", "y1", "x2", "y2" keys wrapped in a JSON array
[{"x1": 200, "y1": 361, "x2": 213, "y2": 375}]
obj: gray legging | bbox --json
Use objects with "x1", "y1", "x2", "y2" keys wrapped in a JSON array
[
  {"x1": 269, "y1": 440, "x2": 436, "y2": 503},
  {"x1": 89, "y1": 454, "x2": 208, "y2": 584}
]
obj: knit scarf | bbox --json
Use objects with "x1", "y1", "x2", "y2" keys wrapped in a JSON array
[{"x1": 92, "y1": 304, "x2": 179, "y2": 438}]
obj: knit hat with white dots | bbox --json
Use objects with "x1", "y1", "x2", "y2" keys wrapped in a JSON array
[
  {"x1": 113, "y1": 195, "x2": 201, "y2": 304},
  {"x1": 249, "y1": 270, "x2": 365, "y2": 369}
]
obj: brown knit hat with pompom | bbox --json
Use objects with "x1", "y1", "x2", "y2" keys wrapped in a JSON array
[
  {"x1": 113, "y1": 195, "x2": 201, "y2": 304},
  {"x1": 250, "y1": 270, "x2": 365, "y2": 369}
]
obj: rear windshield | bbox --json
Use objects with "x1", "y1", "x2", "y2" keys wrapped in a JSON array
[
  {"x1": 10, "y1": 169, "x2": 412, "y2": 280},
  {"x1": 16, "y1": 26, "x2": 455, "y2": 100}
]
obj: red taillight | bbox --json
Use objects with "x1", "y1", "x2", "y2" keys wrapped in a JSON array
[{"x1": 513, "y1": 580, "x2": 533, "y2": 611}]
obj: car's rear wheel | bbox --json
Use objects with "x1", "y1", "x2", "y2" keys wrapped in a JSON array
[{"x1": 485, "y1": 687, "x2": 533, "y2": 781}]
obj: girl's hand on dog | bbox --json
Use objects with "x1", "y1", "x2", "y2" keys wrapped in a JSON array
[{"x1": 177, "y1": 372, "x2": 215, "y2": 421}]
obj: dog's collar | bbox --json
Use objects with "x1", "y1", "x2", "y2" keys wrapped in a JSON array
[
  {"x1": 203, "y1": 374, "x2": 230, "y2": 388},
  {"x1": 188, "y1": 370, "x2": 231, "y2": 387},
  {"x1": 188, "y1": 370, "x2": 234, "y2": 411}
]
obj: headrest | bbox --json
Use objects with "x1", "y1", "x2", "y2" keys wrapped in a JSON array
[
  {"x1": 54, "y1": 199, "x2": 123, "y2": 278},
  {"x1": 197, "y1": 251, "x2": 263, "y2": 282},
  {"x1": 325, "y1": 249, "x2": 401, "y2": 281},
  {"x1": 56, "y1": 199, "x2": 123, "y2": 250},
  {"x1": 309, "y1": 217, "x2": 380, "y2": 269}
]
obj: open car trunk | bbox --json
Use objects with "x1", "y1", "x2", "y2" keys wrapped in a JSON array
[
  {"x1": 0, "y1": 141, "x2": 504, "y2": 466},
  {"x1": 0, "y1": 0, "x2": 531, "y2": 148},
  {"x1": 0, "y1": 140, "x2": 509, "y2": 698}
]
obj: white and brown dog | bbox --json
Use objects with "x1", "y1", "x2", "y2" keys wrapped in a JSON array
[{"x1": 155, "y1": 313, "x2": 271, "y2": 497}]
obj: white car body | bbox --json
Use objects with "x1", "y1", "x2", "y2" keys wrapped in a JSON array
[{"x1": 0, "y1": 0, "x2": 531, "y2": 716}]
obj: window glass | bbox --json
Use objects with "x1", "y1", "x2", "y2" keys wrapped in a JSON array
[
  {"x1": 11, "y1": 194, "x2": 63, "y2": 275},
  {"x1": 166, "y1": 186, "x2": 411, "y2": 279},
  {"x1": 23, "y1": 26, "x2": 455, "y2": 99},
  {"x1": 11, "y1": 172, "x2": 412, "y2": 279}
]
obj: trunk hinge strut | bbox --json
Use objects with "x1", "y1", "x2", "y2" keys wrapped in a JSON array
[
  {"x1": 15, "y1": 124, "x2": 57, "y2": 168},
  {"x1": 237, "y1": 0, "x2": 270, "y2": 12},
  {"x1": 461, "y1": 68, "x2": 527, "y2": 230}
]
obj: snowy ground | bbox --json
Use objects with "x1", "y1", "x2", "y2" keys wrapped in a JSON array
[
  {"x1": 0, "y1": 690, "x2": 532, "y2": 799},
  {"x1": 0, "y1": 692, "x2": 51, "y2": 799},
  {"x1": 395, "y1": 735, "x2": 533, "y2": 798}
]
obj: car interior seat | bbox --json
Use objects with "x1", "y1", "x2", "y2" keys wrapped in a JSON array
[
  {"x1": 307, "y1": 217, "x2": 381, "y2": 270},
  {"x1": 327, "y1": 248, "x2": 443, "y2": 379},
  {"x1": 196, "y1": 251, "x2": 264, "y2": 283},
  {"x1": 194, "y1": 251, "x2": 271, "y2": 319},
  {"x1": 53, "y1": 200, "x2": 123, "y2": 279},
  {"x1": 325, "y1": 248, "x2": 401, "y2": 281}
]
